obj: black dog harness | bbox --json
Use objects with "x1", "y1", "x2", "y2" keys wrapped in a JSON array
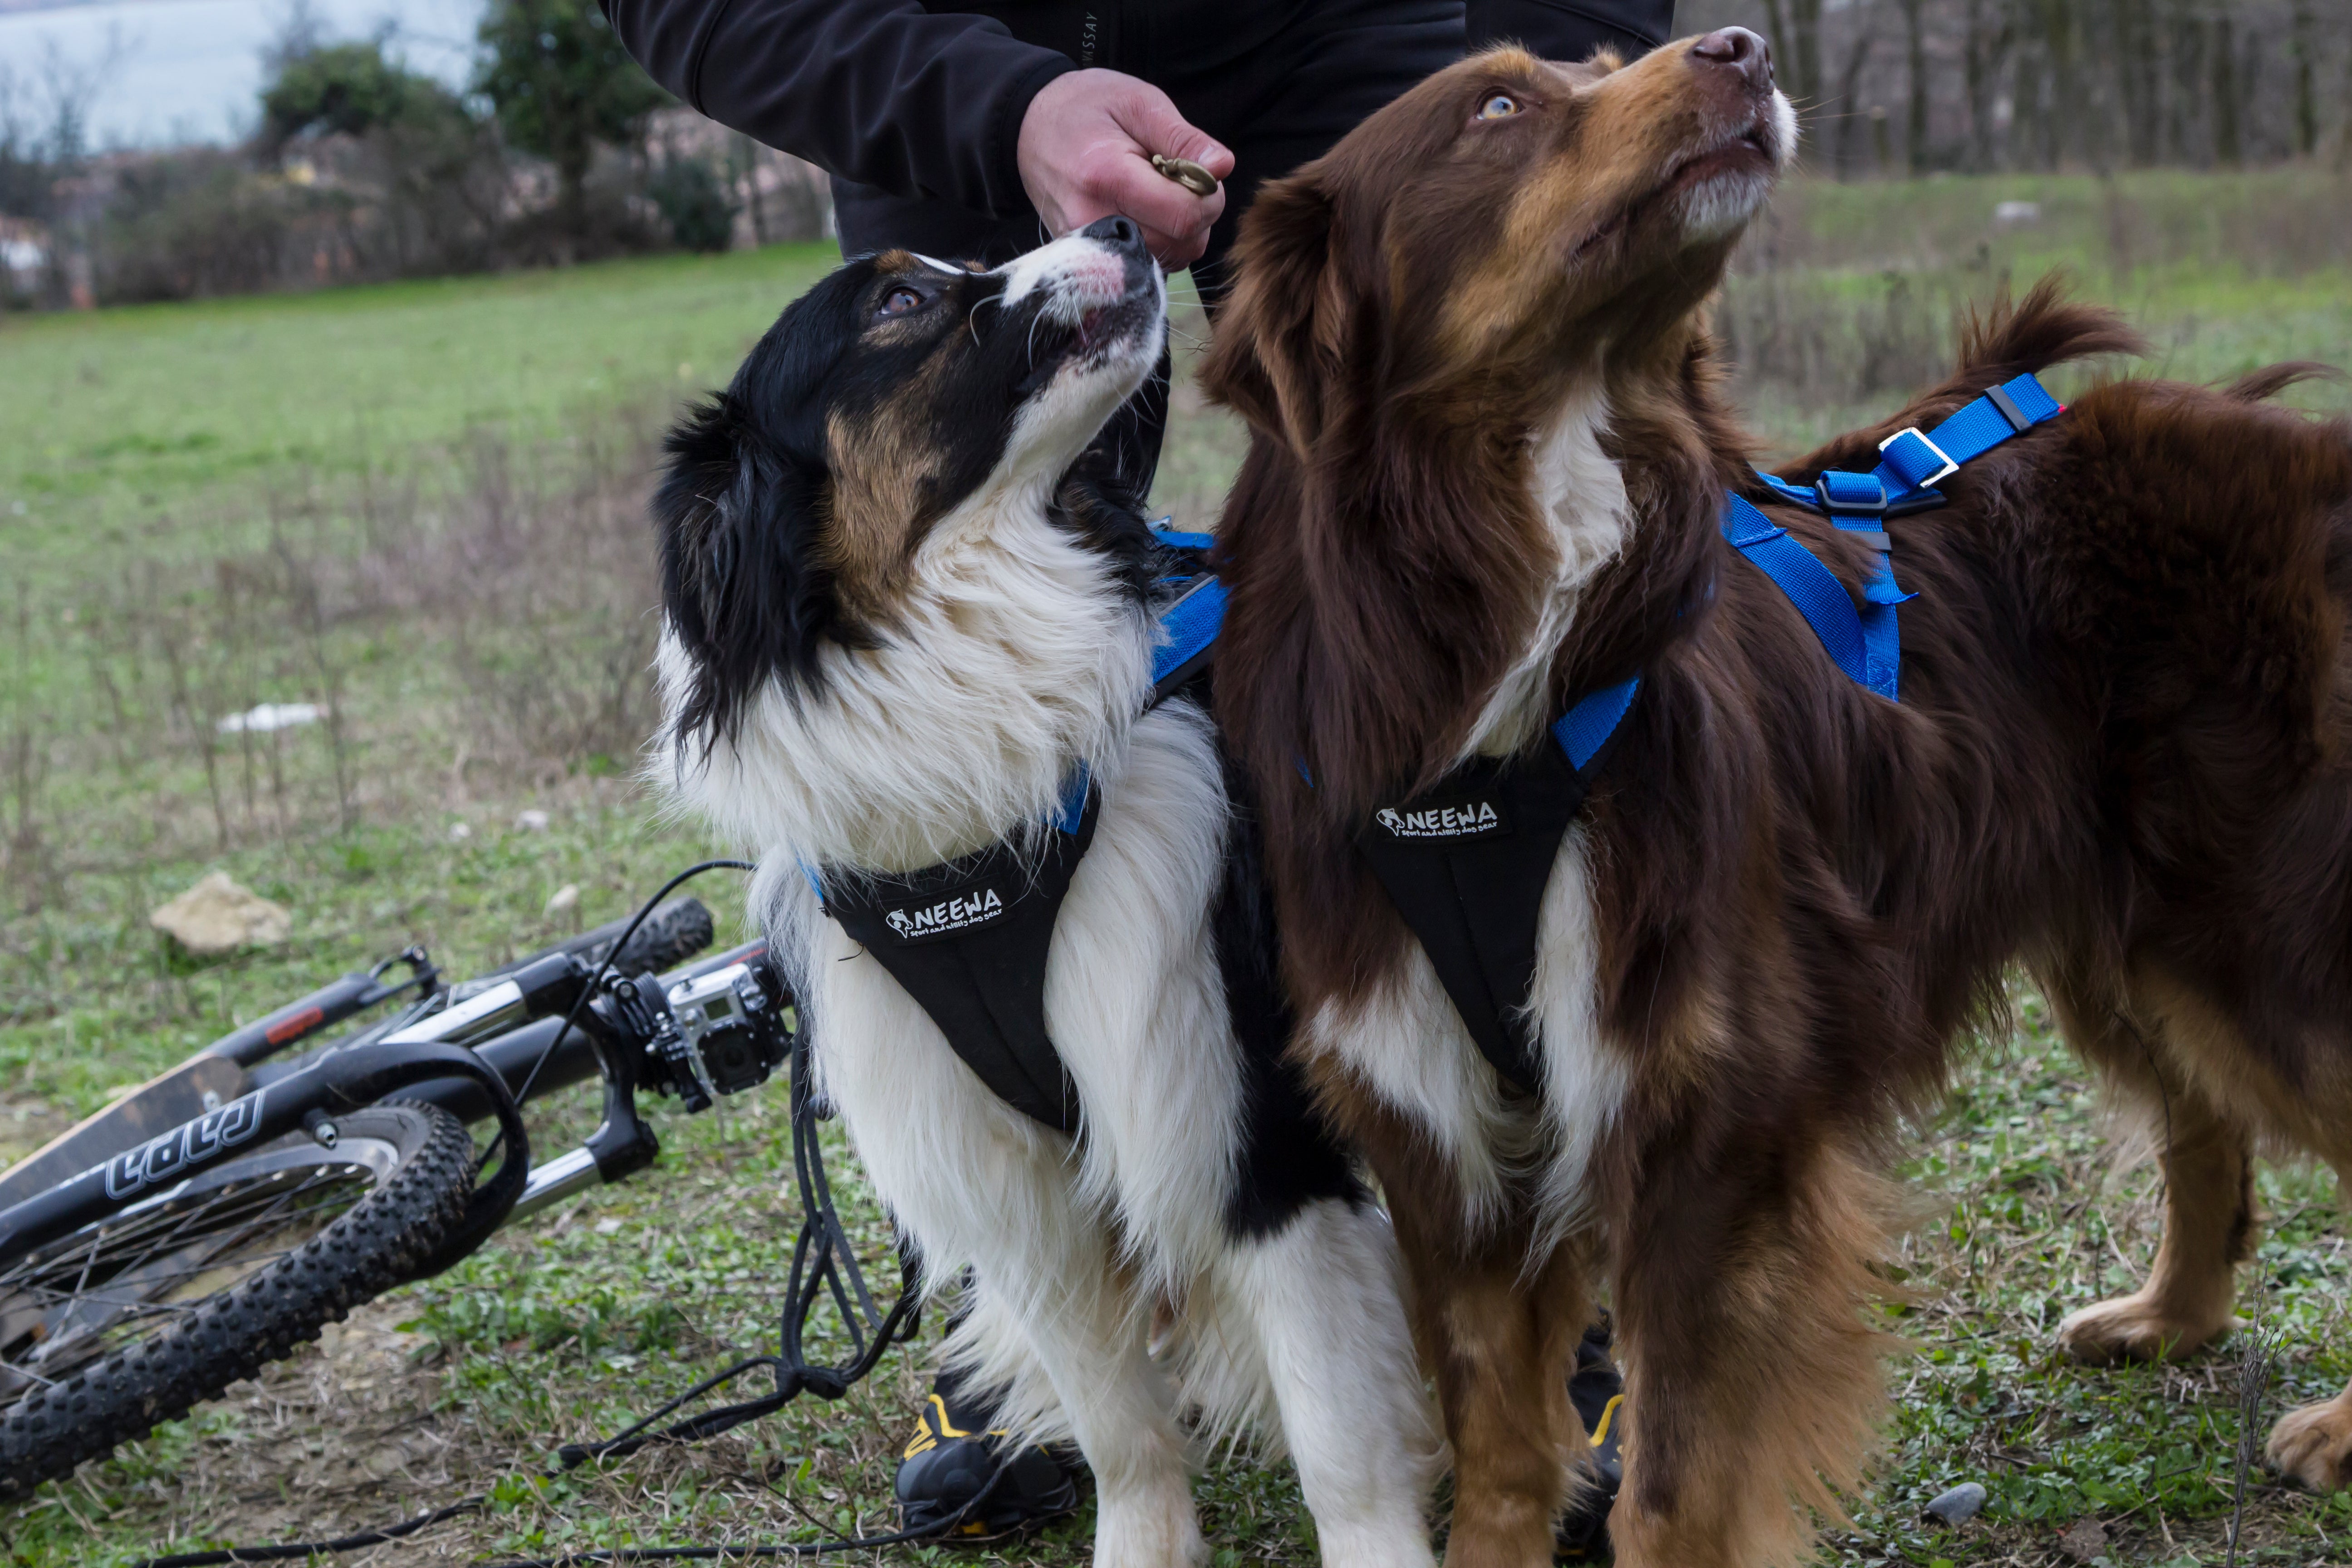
[
  {"x1": 1353, "y1": 375, "x2": 2065, "y2": 1092},
  {"x1": 804, "y1": 531, "x2": 1225, "y2": 1132}
]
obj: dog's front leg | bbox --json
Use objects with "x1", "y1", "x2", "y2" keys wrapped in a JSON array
[
  {"x1": 1218, "y1": 1195, "x2": 1440, "y2": 1568},
  {"x1": 808, "y1": 926, "x2": 1203, "y2": 1568},
  {"x1": 951, "y1": 1255, "x2": 1205, "y2": 1568},
  {"x1": 1604, "y1": 1134, "x2": 1886, "y2": 1568},
  {"x1": 1377, "y1": 1177, "x2": 1585, "y2": 1568}
]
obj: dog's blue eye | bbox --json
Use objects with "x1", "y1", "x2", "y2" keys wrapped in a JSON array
[
  {"x1": 1477, "y1": 94, "x2": 1521, "y2": 120},
  {"x1": 879, "y1": 286, "x2": 926, "y2": 317}
]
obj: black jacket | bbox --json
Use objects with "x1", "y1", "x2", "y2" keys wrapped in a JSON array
[{"x1": 599, "y1": 0, "x2": 1676, "y2": 220}]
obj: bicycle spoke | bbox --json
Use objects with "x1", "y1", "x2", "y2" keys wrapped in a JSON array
[{"x1": 0, "y1": 1159, "x2": 376, "y2": 1379}]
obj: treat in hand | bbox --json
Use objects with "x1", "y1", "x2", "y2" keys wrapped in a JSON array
[{"x1": 1152, "y1": 155, "x2": 1220, "y2": 197}]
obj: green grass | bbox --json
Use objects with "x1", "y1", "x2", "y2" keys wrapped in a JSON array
[
  {"x1": 0, "y1": 242, "x2": 837, "y2": 582},
  {"x1": 4, "y1": 176, "x2": 2352, "y2": 1566}
]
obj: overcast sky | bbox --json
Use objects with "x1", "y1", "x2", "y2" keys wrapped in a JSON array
[{"x1": 0, "y1": 0, "x2": 486, "y2": 148}]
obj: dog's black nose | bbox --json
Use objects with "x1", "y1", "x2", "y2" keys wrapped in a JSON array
[
  {"x1": 1081, "y1": 215, "x2": 1146, "y2": 253},
  {"x1": 1690, "y1": 27, "x2": 1772, "y2": 90}
]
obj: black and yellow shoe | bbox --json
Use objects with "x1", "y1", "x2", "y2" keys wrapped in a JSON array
[
  {"x1": 894, "y1": 1381, "x2": 1083, "y2": 1539},
  {"x1": 1556, "y1": 1316, "x2": 1625, "y2": 1561}
]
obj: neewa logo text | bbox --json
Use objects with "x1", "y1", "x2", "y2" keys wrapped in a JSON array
[
  {"x1": 1377, "y1": 801, "x2": 1504, "y2": 839},
  {"x1": 103, "y1": 1089, "x2": 268, "y2": 1200},
  {"x1": 886, "y1": 888, "x2": 1007, "y2": 941}
]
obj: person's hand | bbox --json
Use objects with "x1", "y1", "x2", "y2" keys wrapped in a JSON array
[{"x1": 1016, "y1": 69, "x2": 1234, "y2": 267}]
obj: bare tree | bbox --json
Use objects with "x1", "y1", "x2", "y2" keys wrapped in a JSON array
[{"x1": 1900, "y1": 0, "x2": 1929, "y2": 170}]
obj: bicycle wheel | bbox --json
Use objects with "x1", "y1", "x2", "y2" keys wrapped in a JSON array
[{"x1": 0, "y1": 1101, "x2": 474, "y2": 1499}]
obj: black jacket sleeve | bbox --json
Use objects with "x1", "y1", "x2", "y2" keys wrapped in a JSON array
[
  {"x1": 1468, "y1": 0, "x2": 1676, "y2": 60},
  {"x1": 599, "y1": 0, "x2": 1074, "y2": 216}
]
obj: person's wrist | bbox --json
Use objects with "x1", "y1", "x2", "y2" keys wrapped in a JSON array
[{"x1": 1002, "y1": 56, "x2": 1081, "y2": 219}]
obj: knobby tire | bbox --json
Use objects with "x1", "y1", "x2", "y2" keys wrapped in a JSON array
[{"x1": 0, "y1": 1102, "x2": 476, "y2": 1500}]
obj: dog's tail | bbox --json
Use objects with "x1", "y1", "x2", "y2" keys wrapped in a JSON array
[
  {"x1": 1774, "y1": 275, "x2": 2143, "y2": 481},
  {"x1": 2221, "y1": 362, "x2": 2348, "y2": 403},
  {"x1": 1949, "y1": 273, "x2": 2145, "y2": 388}
]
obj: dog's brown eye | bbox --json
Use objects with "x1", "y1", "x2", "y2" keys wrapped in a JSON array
[
  {"x1": 878, "y1": 286, "x2": 926, "y2": 317},
  {"x1": 1476, "y1": 93, "x2": 1522, "y2": 120}
]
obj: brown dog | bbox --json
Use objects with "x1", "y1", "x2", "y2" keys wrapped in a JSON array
[{"x1": 1200, "y1": 27, "x2": 2352, "y2": 1568}]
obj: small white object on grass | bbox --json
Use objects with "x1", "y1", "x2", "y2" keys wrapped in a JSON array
[
  {"x1": 545, "y1": 883, "x2": 580, "y2": 919},
  {"x1": 514, "y1": 809, "x2": 551, "y2": 832},
  {"x1": 217, "y1": 701, "x2": 322, "y2": 734},
  {"x1": 1922, "y1": 1481, "x2": 1986, "y2": 1524},
  {"x1": 593, "y1": 1216, "x2": 624, "y2": 1235},
  {"x1": 448, "y1": 821, "x2": 472, "y2": 842},
  {"x1": 1993, "y1": 200, "x2": 2041, "y2": 225}
]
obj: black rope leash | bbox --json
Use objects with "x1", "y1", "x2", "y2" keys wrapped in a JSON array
[
  {"x1": 132, "y1": 1497, "x2": 490, "y2": 1565},
  {"x1": 131, "y1": 1456, "x2": 1021, "y2": 1568},
  {"x1": 476, "y1": 1460, "x2": 1022, "y2": 1568},
  {"x1": 132, "y1": 868, "x2": 954, "y2": 1568}
]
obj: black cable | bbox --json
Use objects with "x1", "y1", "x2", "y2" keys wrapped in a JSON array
[
  {"x1": 132, "y1": 1497, "x2": 487, "y2": 1566},
  {"x1": 131, "y1": 1455, "x2": 1024, "y2": 1568},
  {"x1": 481, "y1": 858, "x2": 756, "y2": 1173},
  {"x1": 553, "y1": 1021, "x2": 923, "y2": 1470},
  {"x1": 476, "y1": 1457, "x2": 1023, "y2": 1568}
]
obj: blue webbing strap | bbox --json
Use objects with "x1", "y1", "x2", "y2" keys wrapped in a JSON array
[
  {"x1": 1729, "y1": 372, "x2": 2061, "y2": 704},
  {"x1": 1298, "y1": 669, "x2": 1642, "y2": 791},
  {"x1": 1152, "y1": 527, "x2": 1215, "y2": 551},
  {"x1": 1872, "y1": 373, "x2": 2061, "y2": 503},
  {"x1": 1049, "y1": 762, "x2": 1092, "y2": 835},
  {"x1": 1550, "y1": 675, "x2": 1641, "y2": 771},
  {"x1": 1722, "y1": 494, "x2": 1901, "y2": 700},
  {"x1": 1152, "y1": 574, "x2": 1226, "y2": 689}
]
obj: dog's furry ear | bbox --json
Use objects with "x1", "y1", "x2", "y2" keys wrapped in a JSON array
[
  {"x1": 654, "y1": 392, "x2": 858, "y2": 749},
  {"x1": 1201, "y1": 170, "x2": 1348, "y2": 454}
]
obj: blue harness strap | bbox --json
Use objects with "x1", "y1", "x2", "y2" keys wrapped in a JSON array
[
  {"x1": 1550, "y1": 674, "x2": 1641, "y2": 771},
  {"x1": 1722, "y1": 493, "x2": 1906, "y2": 699},
  {"x1": 1728, "y1": 372, "x2": 2062, "y2": 703},
  {"x1": 1152, "y1": 572, "x2": 1226, "y2": 701}
]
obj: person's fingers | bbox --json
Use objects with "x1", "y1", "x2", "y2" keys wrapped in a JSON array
[
  {"x1": 1113, "y1": 81, "x2": 1235, "y2": 180},
  {"x1": 1079, "y1": 151, "x2": 1224, "y2": 247}
]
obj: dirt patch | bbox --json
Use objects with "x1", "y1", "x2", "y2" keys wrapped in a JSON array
[{"x1": 125, "y1": 1298, "x2": 488, "y2": 1565}]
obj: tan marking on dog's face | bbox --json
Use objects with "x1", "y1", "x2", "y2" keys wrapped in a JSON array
[
  {"x1": 822, "y1": 401, "x2": 937, "y2": 611},
  {"x1": 817, "y1": 254, "x2": 984, "y2": 613},
  {"x1": 1308, "y1": 41, "x2": 1790, "y2": 404}
]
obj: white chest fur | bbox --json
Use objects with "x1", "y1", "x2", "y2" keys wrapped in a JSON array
[
  {"x1": 1315, "y1": 387, "x2": 1633, "y2": 1240},
  {"x1": 1461, "y1": 388, "x2": 1631, "y2": 762}
]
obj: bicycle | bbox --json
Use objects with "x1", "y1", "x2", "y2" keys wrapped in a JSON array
[{"x1": 0, "y1": 867, "x2": 917, "y2": 1504}]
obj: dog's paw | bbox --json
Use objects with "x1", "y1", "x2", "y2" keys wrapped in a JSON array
[
  {"x1": 1092, "y1": 1484, "x2": 1207, "y2": 1568},
  {"x1": 2055, "y1": 1293, "x2": 2230, "y2": 1364},
  {"x1": 2268, "y1": 1396, "x2": 2352, "y2": 1492}
]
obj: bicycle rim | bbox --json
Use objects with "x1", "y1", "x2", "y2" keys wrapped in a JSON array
[{"x1": 0, "y1": 1130, "x2": 401, "y2": 1413}]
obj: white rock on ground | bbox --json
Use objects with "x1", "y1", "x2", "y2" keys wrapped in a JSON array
[
  {"x1": 149, "y1": 872, "x2": 292, "y2": 955},
  {"x1": 544, "y1": 884, "x2": 580, "y2": 919}
]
